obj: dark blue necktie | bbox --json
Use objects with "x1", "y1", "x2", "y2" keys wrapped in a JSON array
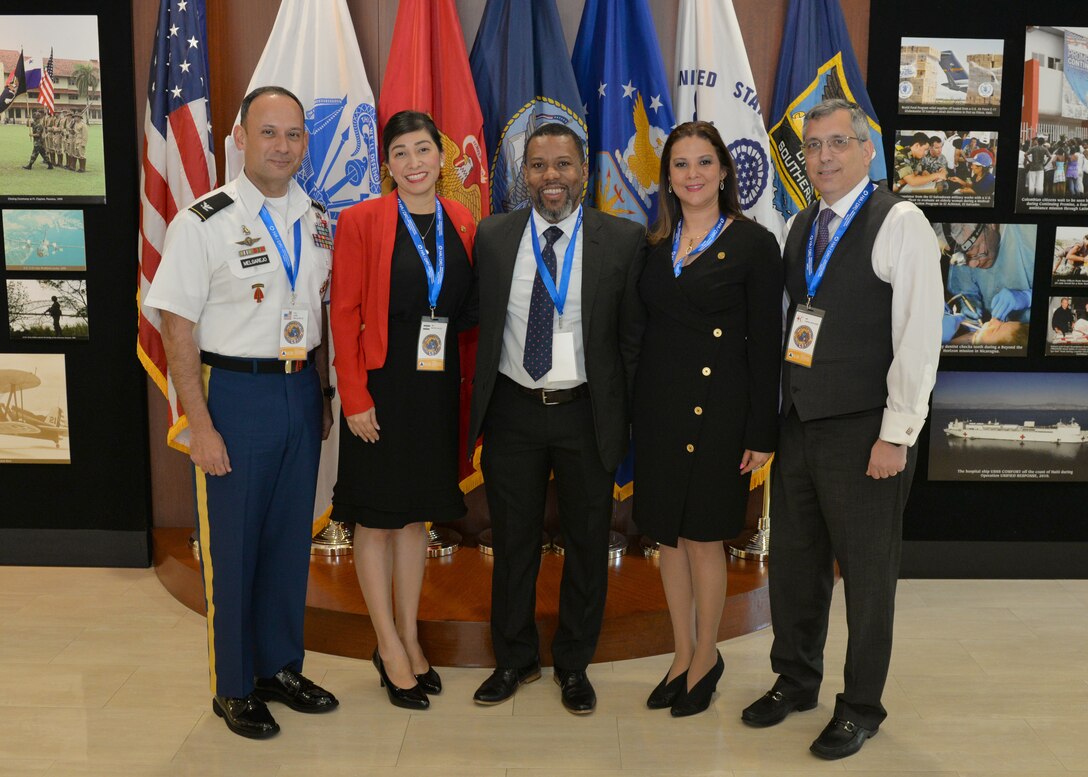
[
  {"x1": 813, "y1": 207, "x2": 835, "y2": 260},
  {"x1": 523, "y1": 225, "x2": 564, "y2": 381}
]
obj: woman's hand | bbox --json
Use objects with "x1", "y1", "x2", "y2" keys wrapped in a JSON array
[
  {"x1": 739, "y1": 449, "x2": 770, "y2": 475},
  {"x1": 346, "y1": 407, "x2": 380, "y2": 443}
]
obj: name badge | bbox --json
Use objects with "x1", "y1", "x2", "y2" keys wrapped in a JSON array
[
  {"x1": 417, "y1": 317, "x2": 449, "y2": 371},
  {"x1": 785, "y1": 305, "x2": 824, "y2": 368},
  {"x1": 279, "y1": 308, "x2": 309, "y2": 360},
  {"x1": 549, "y1": 330, "x2": 579, "y2": 381}
]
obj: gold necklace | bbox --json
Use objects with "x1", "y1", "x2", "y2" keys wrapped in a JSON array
[{"x1": 684, "y1": 228, "x2": 710, "y2": 254}]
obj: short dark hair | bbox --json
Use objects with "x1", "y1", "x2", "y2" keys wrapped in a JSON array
[
  {"x1": 381, "y1": 110, "x2": 442, "y2": 162},
  {"x1": 523, "y1": 122, "x2": 585, "y2": 165},
  {"x1": 239, "y1": 85, "x2": 305, "y2": 126},
  {"x1": 908, "y1": 132, "x2": 930, "y2": 147},
  {"x1": 928, "y1": 135, "x2": 943, "y2": 145}
]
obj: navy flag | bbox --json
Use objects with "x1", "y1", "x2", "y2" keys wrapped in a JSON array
[
  {"x1": 0, "y1": 50, "x2": 28, "y2": 114},
  {"x1": 469, "y1": 0, "x2": 587, "y2": 214},
  {"x1": 768, "y1": 0, "x2": 887, "y2": 219},
  {"x1": 572, "y1": 0, "x2": 674, "y2": 228}
]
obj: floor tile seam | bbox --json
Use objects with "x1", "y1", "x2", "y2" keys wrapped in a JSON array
[{"x1": 97, "y1": 665, "x2": 141, "y2": 709}]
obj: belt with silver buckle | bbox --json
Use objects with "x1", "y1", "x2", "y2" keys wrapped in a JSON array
[{"x1": 508, "y1": 377, "x2": 588, "y2": 406}]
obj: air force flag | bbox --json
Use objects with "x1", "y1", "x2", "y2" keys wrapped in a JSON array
[
  {"x1": 224, "y1": 0, "x2": 381, "y2": 232},
  {"x1": 674, "y1": 0, "x2": 783, "y2": 239}
]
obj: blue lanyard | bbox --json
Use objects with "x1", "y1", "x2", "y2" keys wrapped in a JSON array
[
  {"x1": 258, "y1": 205, "x2": 302, "y2": 295},
  {"x1": 804, "y1": 183, "x2": 874, "y2": 303},
  {"x1": 529, "y1": 208, "x2": 582, "y2": 319},
  {"x1": 670, "y1": 215, "x2": 727, "y2": 277},
  {"x1": 397, "y1": 195, "x2": 445, "y2": 316}
]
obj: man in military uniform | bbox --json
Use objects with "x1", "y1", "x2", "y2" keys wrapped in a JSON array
[
  {"x1": 73, "y1": 112, "x2": 88, "y2": 173},
  {"x1": 144, "y1": 85, "x2": 339, "y2": 740},
  {"x1": 918, "y1": 136, "x2": 950, "y2": 192},
  {"x1": 22, "y1": 110, "x2": 52, "y2": 170},
  {"x1": 42, "y1": 112, "x2": 55, "y2": 168},
  {"x1": 64, "y1": 112, "x2": 76, "y2": 171},
  {"x1": 891, "y1": 132, "x2": 944, "y2": 194}
]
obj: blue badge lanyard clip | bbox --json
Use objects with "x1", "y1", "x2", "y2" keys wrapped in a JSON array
[
  {"x1": 804, "y1": 183, "x2": 874, "y2": 306},
  {"x1": 671, "y1": 215, "x2": 727, "y2": 277},
  {"x1": 259, "y1": 205, "x2": 302, "y2": 304},
  {"x1": 530, "y1": 208, "x2": 582, "y2": 325},
  {"x1": 397, "y1": 196, "x2": 445, "y2": 319}
]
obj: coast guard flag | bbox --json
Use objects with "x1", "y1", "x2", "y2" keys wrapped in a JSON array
[
  {"x1": 470, "y1": 0, "x2": 587, "y2": 213},
  {"x1": 768, "y1": 0, "x2": 886, "y2": 219},
  {"x1": 572, "y1": 0, "x2": 674, "y2": 228},
  {"x1": 137, "y1": 0, "x2": 216, "y2": 454},
  {"x1": 674, "y1": 0, "x2": 784, "y2": 239},
  {"x1": 380, "y1": 0, "x2": 487, "y2": 493},
  {"x1": 225, "y1": 0, "x2": 382, "y2": 531}
]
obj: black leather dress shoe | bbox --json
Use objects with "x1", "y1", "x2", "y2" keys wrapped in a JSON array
[
  {"x1": 473, "y1": 660, "x2": 541, "y2": 705},
  {"x1": 553, "y1": 667, "x2": 596, "y2": 714},
  {"x1": 670, "y1": 651, "x2": 724, "y2": 718},
  {"x1": 254, "y1": 668, "x2": 339, "y2": 713},
  {"x1": 212, "y1": 694, "x2": 279, "y2": 739},
  {"x1": 646, "y1": 669, "x2": 687, "y2": 709},
  {"x1": 415, "y1": 666, "x2": 442, "y2": 695},
  {"x1": 741, "y1": 688, "x2": 818, "y2": 727},
  {"x1": 809, "y1": 717, "x2": 876, "y2": 759}
]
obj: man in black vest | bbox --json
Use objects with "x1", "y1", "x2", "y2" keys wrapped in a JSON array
[{"x1": 741, "y1": 99, "x2": 942, "y2": 759}]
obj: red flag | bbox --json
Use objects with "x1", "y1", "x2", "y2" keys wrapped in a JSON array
[
  {"x1": 137, "y1": 0, "x2": 216, "y2": 452},
  {"x1": 380, "y1": 0, "x2": 489, "y2": 491}
]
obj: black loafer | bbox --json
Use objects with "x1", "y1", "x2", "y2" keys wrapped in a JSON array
[
  {"x1": 212, "y1": 694, "x2": 279, "y2": 739},
  {"x1": 553, "y1": 667, "x2": 596, "y2": 715},
  {"x1": 473, "y1": 660, "x2": 541, "y2": 705},
  {"x1": 254, "y1": 668, "x2": 339, "y2": 713},
  {"x1": 809, "y1": 717, "x2": 876, "y2": 760},
  {"x1": 741, "y1": 688, "x2": 818, "y2": 727}
]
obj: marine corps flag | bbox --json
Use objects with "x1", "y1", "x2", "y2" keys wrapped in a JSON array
[
  {"x1": 380, "y1": 0, "x2": 487, "y2": 492},
  {"x1": 572, "y1": 0, "x2": 674, "y2": 228},
  {"x1": 470, "y1": 0, "x2": 587, "y2": 214},
  {"x1": 768, "y1": 0, "x2": 886, "y2": 220},
  {"x1": 0, "y1": 50, "x2": 27, "y2": 114},
  {"x1": 674, "y1": 0, "x2": 784, "y2": 239}
]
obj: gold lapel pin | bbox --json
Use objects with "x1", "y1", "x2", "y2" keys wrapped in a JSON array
[{"x1": 717, "y1": 251, "x2": 726, "y2": 260}]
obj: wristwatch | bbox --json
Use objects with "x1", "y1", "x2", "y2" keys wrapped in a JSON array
[{"x1": 322, "y1": 385, "x2": 336, "y2": 399}]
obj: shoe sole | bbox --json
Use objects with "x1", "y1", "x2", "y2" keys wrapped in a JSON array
[
  {"x1": 473, "y1": 669, "x2": 541, "y2": 706},
  {"x1": 212, "y1": 698, "x2": 280, "y2": 739},
  {"x1": 552, "y1": 673, "x2": 596, "y2": 715},
  {"x1": 741, "y1": 699, "x2": 818, "y2": 728},
  {"x1": 809, "y1": 728, "x2": 876, "y2": 760},
  {"x1": 253, "y1": 688, "x2": 340, "y2": 714}
]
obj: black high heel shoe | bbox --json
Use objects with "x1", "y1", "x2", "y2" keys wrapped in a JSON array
[
  {"x1": 372, "y1": 648, "x2": 429, "y2": 710},
  {"x1": 670, "y1": 651, "x2": 724, "y2": 717},
  {"x1": 646, "y1": 669, "x2": 687, "y2": 709},
  {"x1": 415, "y1": 666, "x2": 442, "y2": 695}
]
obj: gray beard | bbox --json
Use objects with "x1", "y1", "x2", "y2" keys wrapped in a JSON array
[{"x1": 530, "y1": 188, "x2": 576, "y2": 223}]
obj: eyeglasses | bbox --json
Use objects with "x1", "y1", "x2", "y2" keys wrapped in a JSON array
[{"x1": 801, "y1": 136, "x2": 864, "y2": 155}]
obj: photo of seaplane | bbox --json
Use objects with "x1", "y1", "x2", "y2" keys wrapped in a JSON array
[
  {"x1": 2, "y1": 209, "x2": 86, "y2": 271},
  {"x1": 0, "y1": 356, "x2": 70, "y2": 463},
  {"x1": 944, "y1": 418, "x2": 1087, "y2": 444}
]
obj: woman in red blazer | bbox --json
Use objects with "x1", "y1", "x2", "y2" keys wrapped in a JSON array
[{"x1": 330, "y1": 111, "x2": 476, "y2": 710}]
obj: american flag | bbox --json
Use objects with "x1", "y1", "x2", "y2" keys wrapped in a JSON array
[
  {"x1": 38, "y1": 49, "x2": 55, "y2": 114},
  {"x1": 137, "y1": 0, "x2": 216, "y2": 451}
]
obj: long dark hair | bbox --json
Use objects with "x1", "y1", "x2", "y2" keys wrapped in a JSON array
[{"x1": 648, "y1": 121, "x2": 747, "y2": 246}]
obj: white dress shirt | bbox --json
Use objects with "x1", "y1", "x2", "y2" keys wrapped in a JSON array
[
  {"x1": 782, "y1": 177, "x2": 943, "y2": 447},
  {"x1": 498, "y1": 207, "x2": 586, "y2": 389}
]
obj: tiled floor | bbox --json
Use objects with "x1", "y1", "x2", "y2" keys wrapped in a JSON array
[{"x1": 0, "y1": 566, "x2": 1086, "y2": 775}]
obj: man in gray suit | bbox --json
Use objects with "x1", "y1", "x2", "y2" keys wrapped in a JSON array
[
  {"x1": 468, "y1": 122, "x2": 645, "y2": 715},
  {"x1": 740, "y1": 99, "x2": 942, "y2": 759}
]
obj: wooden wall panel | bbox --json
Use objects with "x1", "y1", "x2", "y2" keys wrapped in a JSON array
[{"x1": 132, "y1": 0, "x2": 870, "y2": 528}]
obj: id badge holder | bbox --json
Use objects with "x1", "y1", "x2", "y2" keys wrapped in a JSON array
[
  {"x1": 279, "y1": 308, "x2": 309, "y2": 360},
  {"x1": 550, "y1": 330, "x2": 579, "y2": 381},
  {"x1": 417, "y1": 317, "x2": 449, "y2": 371},
  {"x1": 785, "y1": 305, "x2": 825, "y2": 368}
]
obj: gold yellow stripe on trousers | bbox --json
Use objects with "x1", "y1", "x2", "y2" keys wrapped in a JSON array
[{"x1": 195, "y1": 363, "x2": 218, "y2": 694}]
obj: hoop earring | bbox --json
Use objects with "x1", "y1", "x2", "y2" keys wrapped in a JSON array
[{"x1": 719, "y1": 180, "x2": 725, "y2": 191}]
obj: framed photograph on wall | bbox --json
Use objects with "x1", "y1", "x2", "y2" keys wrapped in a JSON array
[
  {"x1": 893, "y1": 130, "x2": 997, "y2": 207},
  {"x1": 0, "y1": 353, "x2": 69, "y2": 464},
  {"x1": 899, "y1": 37, "x2": 1003, "y2": 116},
  {"x1": 2, "y1": 209, "x2": 86, "y2": 271}
]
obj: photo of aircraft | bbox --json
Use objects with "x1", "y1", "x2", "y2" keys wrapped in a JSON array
[
  {"x1": 939, "y1": 50, "x2": 969, "y2": 93},
  {"x1": 0, "y1": 368, "x2": 68, "y2": 449},
  {"x1": 2, "y1": 209, "x2": 86, "y2": 271}
]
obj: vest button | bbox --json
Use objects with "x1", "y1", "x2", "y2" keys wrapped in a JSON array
[
  {"x1": 694, "y1": 406, "x2": 703, "y2": 415},
  {"x1": 685, "y1": 443, "x2": 695, "y2": 453},
  {"x1": 712, "y1": 328, "x2": 722, "y2": 338},
  {"x1": 701, "y1": 367, "x2": 711, "y2": 376}
]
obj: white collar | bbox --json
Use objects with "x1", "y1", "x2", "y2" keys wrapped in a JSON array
[
  {"x1": 819, "y1": 177, "x2": 872, "y2": 220},
  {"x1": 531, "y1": 205, "x2": 582, "y2": 239},
  {"x1": 234, "y1": 169, "x2": 307, "y2": 221}
]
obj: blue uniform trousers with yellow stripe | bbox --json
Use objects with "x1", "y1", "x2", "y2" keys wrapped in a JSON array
[{"x1": 194, "y1": 363, "x2": 321, "y2": 699}]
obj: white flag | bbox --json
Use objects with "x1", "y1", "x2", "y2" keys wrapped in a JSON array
[
  {"x1": 225, "y1": 0, "x2": 382, "y2": 530},
  {"x1": 674, "y1": 0, "x2": 784, "y2": 239}
]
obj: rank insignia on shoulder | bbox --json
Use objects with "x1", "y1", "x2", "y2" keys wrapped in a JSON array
[
  {"x1": 189, "y1": 191, "x2": 234, "y2": 221},
  {"x1": 310, "y1": 199, "x2": 326, "y2": 213}
]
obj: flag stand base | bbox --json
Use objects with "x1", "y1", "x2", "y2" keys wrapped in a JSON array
[
  {"x1": 311, "y1": 521, "x2": 354, "y2": 557},
  {"x1": 639, "y1": 536, "x2": 659, "y2": 558}
]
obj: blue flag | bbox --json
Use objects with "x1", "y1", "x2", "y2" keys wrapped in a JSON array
[
  {"x1": 768, "y1": 0, "x2": 887, "y2": 220},
  {"x1": 572, "y1": 0, "x2": 675, "y2": 228},
  {"x1": 469, "y1": 0, "x2": 587, "y2": 214}
]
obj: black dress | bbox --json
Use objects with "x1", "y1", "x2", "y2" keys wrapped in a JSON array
[
  {"x1": 632, "y1": 219, "x2": 783, "y2": 546},
  {"x1": 332, "y1": 210, "x2": 473, "y2": 528}
]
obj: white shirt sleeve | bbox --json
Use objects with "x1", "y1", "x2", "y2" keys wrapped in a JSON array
[
  {"x1": 871, "y1": 201, "x2": 944, "y2": 446},
  {"x1": 144, "y1": 211, "x2": 212, "y2": 324}
]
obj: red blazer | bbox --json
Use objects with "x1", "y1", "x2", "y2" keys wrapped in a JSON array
[{"x1": 331, "y1": 193, "x2": 477, "y2": 417}]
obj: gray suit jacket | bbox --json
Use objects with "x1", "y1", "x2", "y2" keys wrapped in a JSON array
[{"x1": 467, "y1": 206, "x2": 646, "y2": 473}]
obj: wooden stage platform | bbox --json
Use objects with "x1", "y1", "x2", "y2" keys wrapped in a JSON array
[{"x1": 153, "y1": 526, "x2": 770, "y2": 667}]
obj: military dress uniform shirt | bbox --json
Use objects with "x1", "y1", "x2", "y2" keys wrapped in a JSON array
[{"x1": 145, "y1": 171, "x2": 332, "y2": 358}]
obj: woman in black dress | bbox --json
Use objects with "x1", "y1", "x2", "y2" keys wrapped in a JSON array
[
  {"x1": 330, "y1": 112, "x2": 477, "y2": 709},
  {"x1": 634, "y1": 121, "x2": 782, "y2": 716}
]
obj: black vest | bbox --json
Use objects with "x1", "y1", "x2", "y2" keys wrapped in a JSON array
[{"x1": 781, "y1": 185, "x2": 901, "y2": 421}]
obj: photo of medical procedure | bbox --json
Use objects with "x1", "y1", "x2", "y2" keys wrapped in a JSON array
[
  {"x1": 893, "y1": 131, "x2": 997, "y2": 207},
  {"x1": 1052, "y1": 225, "x2": 1088, "y2": 286},
  {"x1": 898, "y1": 37, "x2": 1003, "y2": 116},
  {"x1": 935, "y1": 222, "x2": 1036, "y2": 356}
]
